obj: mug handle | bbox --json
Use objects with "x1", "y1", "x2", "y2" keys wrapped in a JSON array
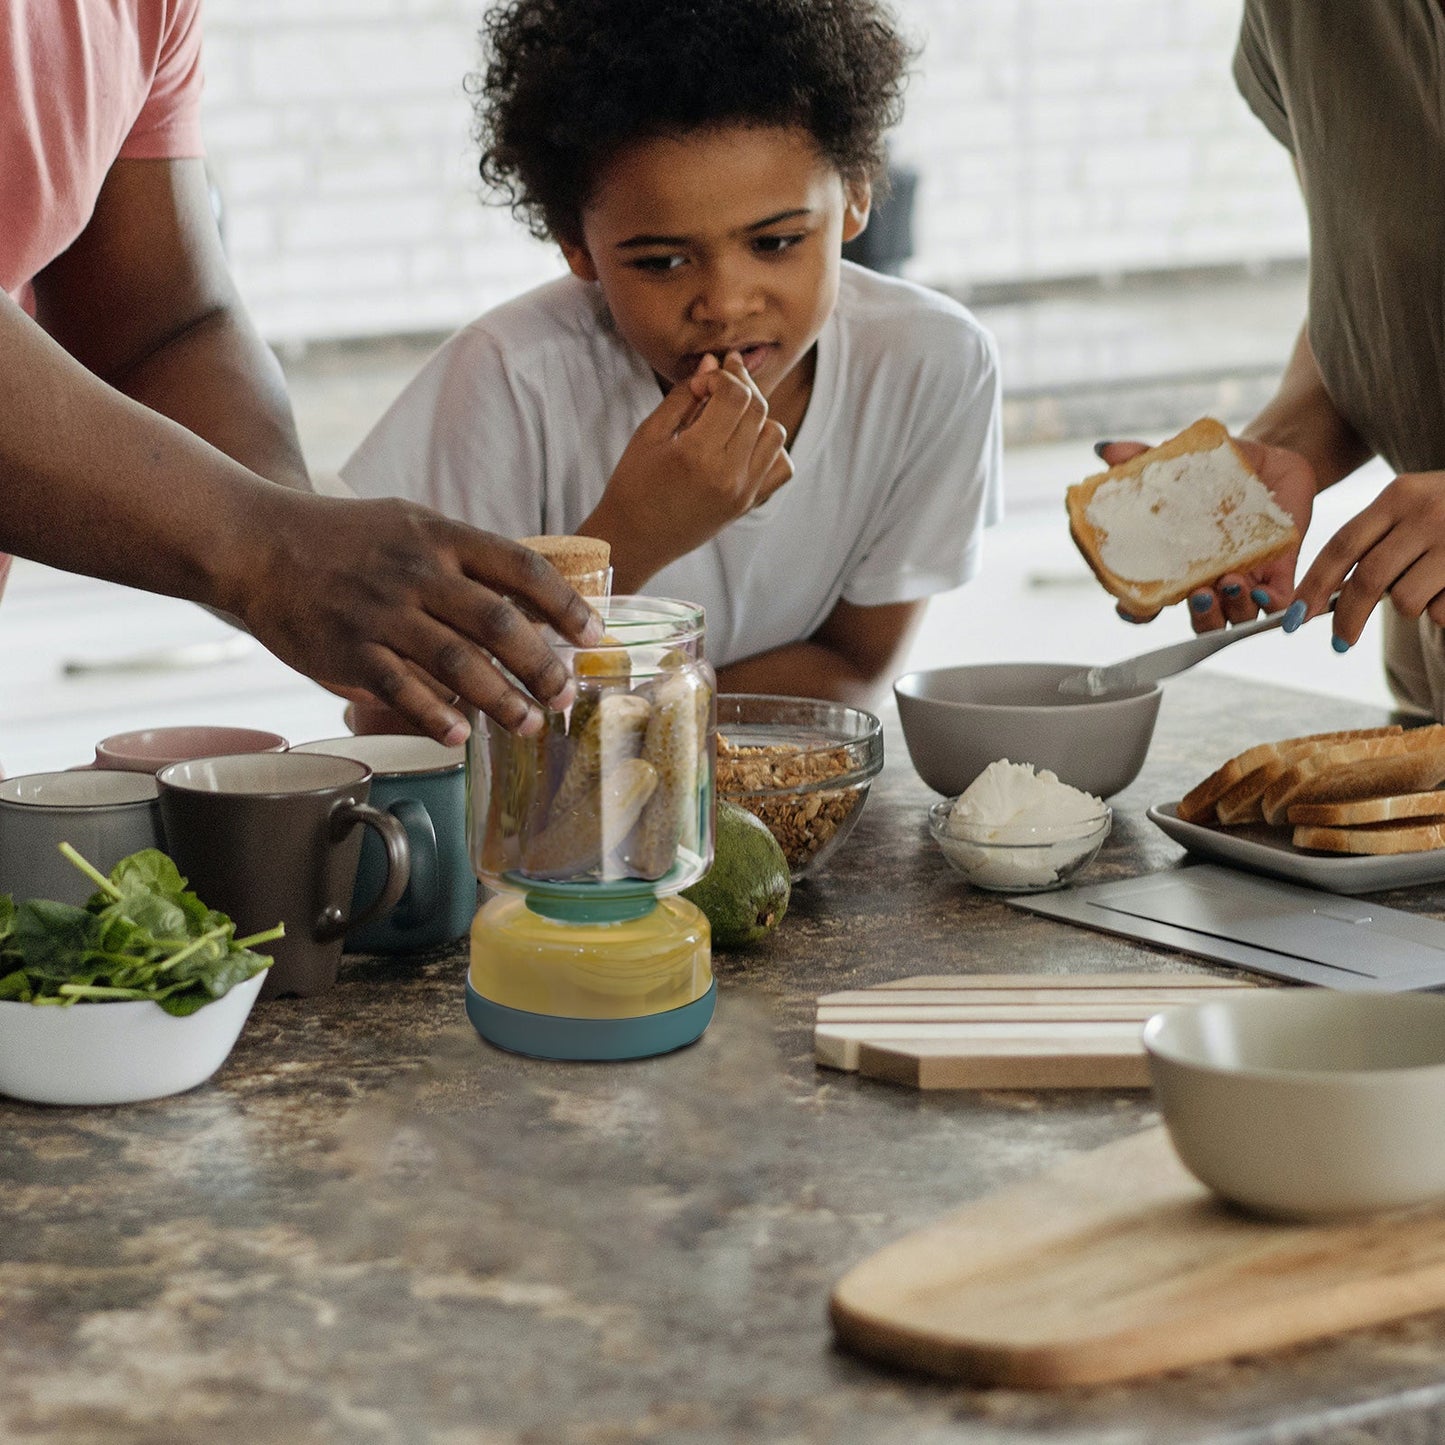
[
  {"x1": 388, "y1": 797, "x2": 440, "y2": 930},
  {"x1": 330, "y1": 800, "x2": 411, "y2": 936}
]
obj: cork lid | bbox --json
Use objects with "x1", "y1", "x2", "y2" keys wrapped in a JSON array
[{"x1": 518, "y1": 535, "x2": 612, "y2": 596}]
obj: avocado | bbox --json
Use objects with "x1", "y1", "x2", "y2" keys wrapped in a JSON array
[{"x1": 683, "y1": 799, "x2": 791, "y2": 948}]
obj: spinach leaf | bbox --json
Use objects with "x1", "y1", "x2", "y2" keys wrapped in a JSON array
[
  {"x1": 0, "y1": 845, "x2": 282, "y2": 1012},
  {"x1": 10, "y1": 900, "x2": 109, "y2": 977},
  {"x1": 0, "y1": 968, "x2": 31, "y2": 1001}
]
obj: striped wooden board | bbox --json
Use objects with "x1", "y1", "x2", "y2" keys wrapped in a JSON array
[{"x1": 815, "y1": 972, "x2": 1260, "y2": 1090}]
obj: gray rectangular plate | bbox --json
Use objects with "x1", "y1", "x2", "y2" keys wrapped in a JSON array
[
  {"x1": 1148, "y1": 800, "x2": 1445, "y2": 895},
  {"x1": 1011, "y1": 865, "x2": 1445, "y2": 991}
]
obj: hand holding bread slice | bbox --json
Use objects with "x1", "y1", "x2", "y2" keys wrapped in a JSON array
[{"x1": 1069, "y1": 419, "x2": 1300, "y2": 615}]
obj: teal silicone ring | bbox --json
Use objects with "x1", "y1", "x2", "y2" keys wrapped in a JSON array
[{"x1": 465, "y1": 978, "x2": 716, "y2": 1061}]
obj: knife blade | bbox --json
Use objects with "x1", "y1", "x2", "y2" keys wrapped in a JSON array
[{"x1": 1058, "y1": 593, "x2": 1341, "y2": 699}]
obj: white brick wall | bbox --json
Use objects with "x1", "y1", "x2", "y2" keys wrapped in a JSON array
[{"x1": 200, "y1": 0, "x2": 1307, "y2": 344}]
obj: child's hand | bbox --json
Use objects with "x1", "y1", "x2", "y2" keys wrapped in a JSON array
[
  {"x1": 588, "y1": 352, "x2": 792, "y2": 590},
  {"x1": 1095, "y1": 437, "x2": 1316, "y2": 631},
  {"x1": 1293, "y1": 470, "x2": 1445, "y2": 650}
]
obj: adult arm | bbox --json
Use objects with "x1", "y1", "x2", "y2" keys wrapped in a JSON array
[
  {"x1": 0, "y1": 290, "x2": 598, "y2": 742},
  {"x1": 32, "y1": 158, "x2": 309, "y2": 491},
  {"x1": 1280, "y1": 328, "x2": 1445, "y2": 642},
  {"x1": 715, "y1": 597, "x2": 924, "y2": 707},
  {"x1": 1241, "y1": 323, "x2": 1373, "y2": 493}
]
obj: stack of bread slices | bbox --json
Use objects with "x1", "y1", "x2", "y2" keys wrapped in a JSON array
[{"x1": 1178, "y1": 725, "x2": 1445, "y2": 854}]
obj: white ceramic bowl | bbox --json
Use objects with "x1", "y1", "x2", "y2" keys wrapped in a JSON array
[
  {"x1": 0, "y1": 972, "x2": 265, "y2": 1106},
  {"x1": 1144, "y1": 991, "x2": 1445, "y2": 1220},
  {"x1": 927, "y1": 797, "x2": 1111, "y2": 893},
  {"x1": 894, "y1": 662, "x2": 1161, "y2": 799}
]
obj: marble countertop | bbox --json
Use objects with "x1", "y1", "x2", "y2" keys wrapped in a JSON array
[{"x1": 6, "y1": 675, "x2": 1445, "y2": 1445}]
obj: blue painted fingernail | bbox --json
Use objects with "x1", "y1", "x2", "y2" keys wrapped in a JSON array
[
  {"x1": 1281, "y1": 599, "x2": 1307, "y2": 634},
  {"x1": 1221, "y1": 583, "x2": 1242, "y2": 597},
  {"x1": 1189, "y1": 592, "x2": 1212, "y2": 613},
  {"x1": 1250, "y1": 588, "x2": 1271, "y2": 607},
  {"x1": 1093, "y1": 441, "x2": 1116, "y2": 460},
  {"x1": 1332, "y1": 635, "x2": 1351, "y2": 654}
]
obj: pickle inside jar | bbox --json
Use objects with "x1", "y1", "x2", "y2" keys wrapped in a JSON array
[
  {"x1": 622, "y1": 669, "x2": 709, "y2": 881},
  {"x1": 502, "y1": 647, "x2": 711, "y2": 884}
]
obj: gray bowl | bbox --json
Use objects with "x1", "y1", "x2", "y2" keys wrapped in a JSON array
[
  {"x1": 893, "y1": 662, "x2": 1161, "y2": 798},
  {"x1": 1145, "y1": 992, "x2": 1445, "y2": 1219}
]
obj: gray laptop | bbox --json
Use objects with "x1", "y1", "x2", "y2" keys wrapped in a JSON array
[{"x1": 1010, "y1": 864, "x2": 1445, "y2": 991}]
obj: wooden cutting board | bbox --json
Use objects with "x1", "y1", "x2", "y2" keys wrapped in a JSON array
[
  {"x1": 831, "y1": 1126, "x2": 1445, "y2": 1388},
  {"x1": 816, "y1": 972, "x2": 1259, "y2": 1089}
]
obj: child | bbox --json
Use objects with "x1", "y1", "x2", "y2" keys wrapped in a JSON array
[{"x1": 342, "y1": 0, "x2": 1002, "y2": 706}]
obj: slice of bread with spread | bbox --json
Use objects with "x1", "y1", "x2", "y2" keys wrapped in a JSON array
[{"x1": 1066, "y1": 418, "x2": 1299, "y2": 613}]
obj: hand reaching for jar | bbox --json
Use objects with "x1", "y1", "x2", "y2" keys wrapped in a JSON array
[{"x1": 580, "y1": 351, "x2": 793, "y2": 593}]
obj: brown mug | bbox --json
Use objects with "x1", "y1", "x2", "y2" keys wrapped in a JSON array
[{"x1": 156, "y1": 752, "x2": 410, "y2": 998}]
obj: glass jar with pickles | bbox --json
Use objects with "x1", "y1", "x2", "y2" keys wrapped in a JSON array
[{"x1": 465, "y1": 597, "x2": 717, "y2": 1061}]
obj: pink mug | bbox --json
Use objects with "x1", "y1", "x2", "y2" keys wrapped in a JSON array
[{"x1": 90, "y1": 726, "x2": 289, "y2": 774}]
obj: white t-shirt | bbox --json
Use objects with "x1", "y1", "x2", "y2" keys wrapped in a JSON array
[{"x1": 341, "y1": 262, "x2": 1003, "y2": 668}]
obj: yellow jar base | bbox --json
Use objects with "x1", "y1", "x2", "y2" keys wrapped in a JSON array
[{"x1": 468, "y1": 893, "x2": 712, "y2": 1020}]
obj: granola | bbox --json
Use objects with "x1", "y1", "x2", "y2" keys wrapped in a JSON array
[{"x1": 716, "y1": 735, "x2": 861, "y2": 873}]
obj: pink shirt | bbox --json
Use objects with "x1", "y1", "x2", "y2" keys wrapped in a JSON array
[{"x1": 0, "y1": 0, "x2": 205, "y2": 600}]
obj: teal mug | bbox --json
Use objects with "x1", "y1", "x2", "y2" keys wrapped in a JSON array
[{"x1": 291, "y1": 736, "x2": 473, "y2": 952}]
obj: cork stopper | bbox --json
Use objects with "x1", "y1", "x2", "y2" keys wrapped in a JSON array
[{"x1": 518, "y1": 534, "x2": 612, "y2": 598}]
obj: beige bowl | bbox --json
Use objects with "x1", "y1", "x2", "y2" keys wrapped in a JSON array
[
  {"x1": 1144, "y1": 991, "x2": 1445, "y2": 1220},
  {"x1": 893, "y1": 662, "x2": 1160, "y2": 798}
]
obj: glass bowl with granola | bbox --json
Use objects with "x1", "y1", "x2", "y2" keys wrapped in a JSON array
[{"x1": 714, "y1": 696, "x2": 884, "y2": 881}]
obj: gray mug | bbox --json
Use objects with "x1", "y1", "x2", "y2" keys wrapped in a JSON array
[
  {"x1": 0, "y1": 770, "x2": 166, "y2": 907},
  {"x1": 292, "y1": 736, "x2": 473, "y2": 953},
  {"x1": 156, "y1": 752, "x2": 411, "y2": 999}
]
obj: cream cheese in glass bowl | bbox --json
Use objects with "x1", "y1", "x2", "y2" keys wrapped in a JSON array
[{"x1": 927, "y1": 760, "x2": 1110, "y2": 893}]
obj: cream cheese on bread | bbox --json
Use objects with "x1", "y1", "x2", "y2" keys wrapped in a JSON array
[{"x1": 1084, "y1": 442, "x2": 1294, "y2": 584}]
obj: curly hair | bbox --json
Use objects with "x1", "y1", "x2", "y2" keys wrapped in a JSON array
[{"x1": 472, "y1": 0, "x2": 914, "y2": 244}]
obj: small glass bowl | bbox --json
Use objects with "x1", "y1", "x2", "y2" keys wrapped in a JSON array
[
  {"x1": 716, "y1": 695, "x2": 884, "y2": 881},
  {"x1": 927, "y1": 797, "x2": 1111, "y2": 894}
]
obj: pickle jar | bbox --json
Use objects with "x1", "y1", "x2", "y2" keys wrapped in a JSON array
[{"x1": 468, "y1": 597, "x2": 715, "y2": 898}]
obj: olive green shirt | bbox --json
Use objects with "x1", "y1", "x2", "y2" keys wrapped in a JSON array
[{"x1": 1235, "y1": 0, "x2": 1445, "y2": 475}]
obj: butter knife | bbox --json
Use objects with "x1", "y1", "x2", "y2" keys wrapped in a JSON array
[{"x1": 1058, "y1": 593, "x2": 1340, "y2": 698}]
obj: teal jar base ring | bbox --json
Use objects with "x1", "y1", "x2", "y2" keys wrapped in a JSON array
[{"x1": 465, "y1": 978, "x2": 716, "y2": 1061}]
